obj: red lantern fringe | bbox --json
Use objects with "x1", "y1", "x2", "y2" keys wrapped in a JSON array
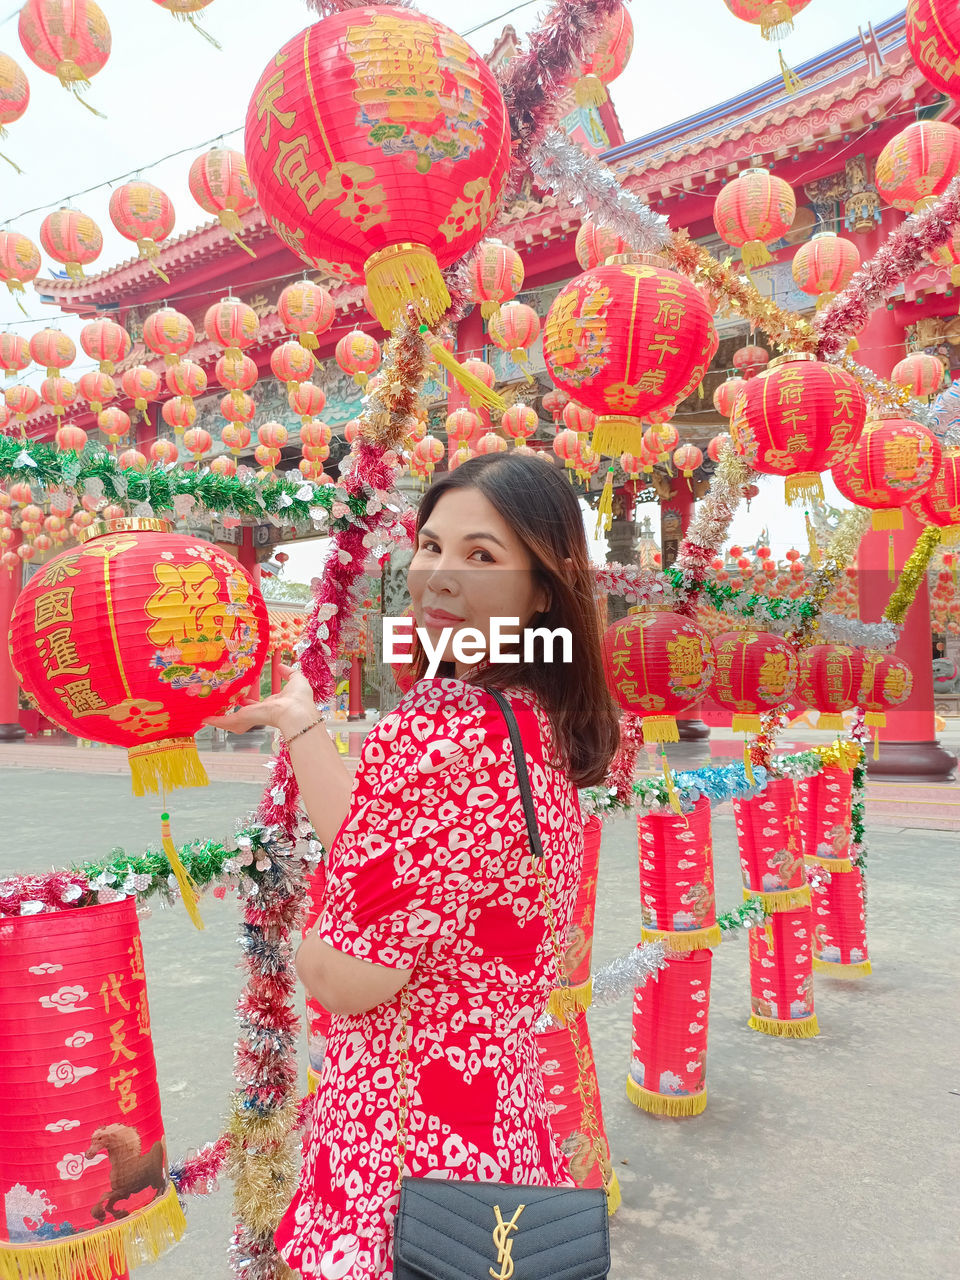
[{"x1": 748, "y1": 906, "x2": 819, "y2": 1038}]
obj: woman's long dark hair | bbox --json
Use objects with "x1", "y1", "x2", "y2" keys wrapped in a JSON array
[{"x1": 406, "y1": 452, "x2": 620, "y2": 788}]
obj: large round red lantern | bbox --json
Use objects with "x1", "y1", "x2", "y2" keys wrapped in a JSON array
[
  {"x1": 9, "y1": 518, "x2": 269, "y2": 791},
  {"x1": 544, "y1": 255, "x2": 716, "y2": 457},
  {"x1": 244, "y1": 6, "x2": 511, "y2": 329},
  {"x1": 713, "y1": 376, "x2": 745, "y2": 418},
  {"x1": 336, "y1": 330, "x2": 380, "y2": 387},
  {"x1": 892, "y1": 352, "x2": 945, "y2": 398},
  {"x1": 80, "y1": 318, "x2": 131, "y2": 374},
  {"x1": 602, "y1": 610, "x2": 715, "y2": 742},
  {"x1": 488, "y1": 301, "x2": 541, "y2": 373},
  {"x1": 39, "y1": 208, "x2": 103, "y2": 280},
  {"x1": 791, "y1": 230, "x2": 860, "y2": 306},
  {"x1": 712, "y1": 630, "x2": 799, "y2": 731},
  {"x1": 797, "y1": 644, "x2": 865, "y2": 731},
  {"x1": 573, "y1": 2, "x2": 633, "y2": 106},
  {"x1": 907, "y1": 0, "x2": 960, "y2": 98},
  {"x1": 831, "y1": 415, "x2": 941, "y2": 530},
  {"x1": 164, "y1": 359, "x2": 207, "y2": 404},
  {"x1": 468, "y1": 240, "x2": 524, "y2": 319},
  {"x1": 188, "y1": 147, "x2": 258, "y2": 254},
  {"x1": 574, "y1": 220, "x2": 633, "y2": 271},
  {"x1": 204, "y1": 296, "x2": 260, "y2": 362},
  {"x1": 713, "y1": 168, "x2": 796, "y2": 271},
  {"x1": 18, "y1": 0, "x2": 111, "y2": 102},
  {"x1": 270, "y1": 340, "x2": 315, "y2": 393},
  {"x1": 500, "y1": 405, "x2": 538, "y2": 447},
  {"x1": 29, "y1": 328, "x2": 75, "y2": 378},
  {"x1": 143, "y1": 306, "x2": 195, "y2": 365},
  {"x1": 917, "y1": 445, "x2": 960, "y2": 542},
  {"x1": 0, "y1": 230, "x2": 40, "y2": 297},
  {"x1": 876, "y1": 120, "x2": 960, "y2": 212},
  {"x1": 0, "y1": 333, "x2": 30, "y2": 379},
  {"x1": 729, "y1": 353, "x2": 867, "y2": 503},
  {"x1": 277, "y1": 280, "x2": 336, "y2": 351},
  {"x1": 109, "y1": 181, "x2": 176, "y2": 279},
  {"x1": 733, "y1": 344, "x2": 769, "y2": 378},
  {"x1": 121, "y1": 366, "x2": 161, "y2": 419},
  {"x1": 221, "y1": 392, "x2": 255, "y2": 426},
  {"x1": 722, "y1": 0, "x2": 812, "y2": 39}
]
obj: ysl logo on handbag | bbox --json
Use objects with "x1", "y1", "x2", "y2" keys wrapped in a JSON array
[{"x1": 489, "y1": 1204, "x2": 525, "y2": 1280}]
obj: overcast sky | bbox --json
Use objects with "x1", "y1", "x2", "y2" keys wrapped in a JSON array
[{"x1": 0, "y1": 0, "x2": 900, "y2": 578}]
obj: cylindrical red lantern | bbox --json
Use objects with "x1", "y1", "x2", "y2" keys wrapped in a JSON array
[
  {"x1": 164, "y1": 359, "x2": 207, "y2": 404},
  {"x1": 0, "y1": 230, "x2": 41, "y2": 297},
  {"x1": 0, "y1": 333, "x2": 31, "y2": 379},
  {"x1": 121, "y1": 367, "x2": 161, "y2": 421},
  {"x1": 711, "y1": 630, "x2": 799, "y2": 732},
  {"x1": 810, "y1": 865, "x2": 871, "y2": 977},
  {"x1": 10, "y1": 518, "x2": 269, "y2": 790},
  {"x1": 602, "y1": 610, "x2": 715, "y2": 742},
  {"x1": 39, "y1": 208, "x2": 103, "y2": 281},
  {"x1": 277, "y1": 280, "x2": 335, "y2": 351},
  {"x1": 270, "y1": 340, "x2": 315, "y2": 393},
  {"x1": 142, "y1": 307, "x2": 195, "y2": 366},
  {"x1": 831, "y1": 415, "x2": 941, "y2": 530},
  {"x1": 80, "y1": 319, "x2": 131, "y2": 375},
  {"x1": 917, "y1": 444, "x2": 960, "y2": 541},
  {"x1": 722, "y1": 0, "x2": 812, "y2": 39},
  {"x1": 712, "y1": 376, "x2": 744, "y2": 418},
  {"x1": 204, "y1": 296, "x2": 260, "y2": 363},
  {"x1": 468, "y1": 240, "x2": 524, "y2": 319},
  {"x1": 891, "y1": 352, "x2": 945, "y2": 398},
  {"x1": 109, "y1": 181, "x2": 176, "y2": 279},
  {"x1": 791, "y1": 230, "x2": 860, "y2": 306},
  {"x1": 18, "y1": 0, "x2": 111, "y2": 101},
  {"x1": 638, "y1": 797, "x2": 720, "y2": 951},
  {"x1": 30, "y1": 328, "x2": 75, "y2": 379},
  {"x1": 0, "y1": 898, "x2": 186, "y2": 1277},
  {"x1": 733, "y1": 777, "x2": 810, "y2": 909},
  {"x1": 77, "y1": 371, "x2": 116, "y2": 415},
  {"x1": 875, "y1": 120, "x2": 960, "y2": 212},
  {"x1": 188, "y1": 147, "x2": 257, "y2": 253},
  {"x1": 729, "y1": 352, "x2": 867, "y2": 503},
  {"x1": 796, "y1": 644, "x2": 866, "y2": 731},
  {"x1": 906, "y1": 0, "x2": 960, "y2": 97},
  {"x1": 732, "y1": 344, "x2": 769, "y2": 378},
  {"x1": 544, "y1": 256, "x2": 716, "y2": 457},
  {"x1": 628, "y1": 948, "x2": 711, "y2": 1116},
  {"x1": 335, "y1": 331, "x2": 380, "y2": 387},
  {"x1": 713, "y1": 168, "x2": 796, "y2": 270},
  {"x1": 747, "y1": 907, "x2": 818, "y2": 1036},
  {"x1": 244, "y1": 7, "x2": 511, "y2": 329},
  {"x1": 797, "y1": 761, "x2": 857, "y2": 870}
]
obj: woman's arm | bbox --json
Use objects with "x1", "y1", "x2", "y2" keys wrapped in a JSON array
[
  {"x1": 203, "y1": 670, "x2": 354, "y2": 850},
  {"x1": 295, "y1": 933, "x2": 411, "y2": 1015}
]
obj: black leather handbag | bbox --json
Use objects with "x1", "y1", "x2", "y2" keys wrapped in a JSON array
[{"x1": 392, "y1": 688, "x2": 612, "y2": 1280}]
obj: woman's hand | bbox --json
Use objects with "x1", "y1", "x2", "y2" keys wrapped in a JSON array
[{"x1": 202, "y1": 669, "x2": 320, "y2": 739}]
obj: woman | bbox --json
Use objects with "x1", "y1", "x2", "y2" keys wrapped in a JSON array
[{"x1": 206, "y1": 453, "x2": 620, "y2": 1278}]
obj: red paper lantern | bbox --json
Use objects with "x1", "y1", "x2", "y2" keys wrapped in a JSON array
[
  {"x1": 80, "y1": 319, "x2": 131, "y2": 375},
  {"x1": 41, "y1": 376, "x2": 76, "y2": 418},
  {"x1": 221, "y1": 423, "x2": 251, "y2": 456},
  {"x1": 906, "y1": 0, "x2": 960, "y2": 98},
  {"x1": 121, "y1": 366, "x2": 161, "y2": 420},
  {"x1": 747, "y1": 907, "x2": 818, "y2": 1037},
  {"x1": 858, "y1": 650, "x2": 913, "y2": 734},
  {"x1": 5, "y1": 385, "x2": 39, "y2": 421},
  {"x1": 255, "y1": 443, "x2": 281, "y2": 471},
  {"x1": 500, "y1": 404, "x2": 538, "y2": 446},
  {"x1": 221, "y1": 392, "x2": 255, "y2": 425},
  {"x1": 729, "y1": 353, "x2": 867, "y2": 503},
  {"x1": 707, "y1": 432, "x2": 730, "y2": 463},
  {"x1": 188, "y1": 147, "x2": 257, "y2": 253},
  {"x1": 733, "y1": 777, "x2": 809, "y2": 908},
  {"x1": 468, "y1": 240, "x2": 524, "y2": 319},
  {"x1": 118, "y1": 448, "x2": 148, "y2": 471},
  {"x1": 541, "y1": 388, "x2": 570, "y2": 424},
  {"x1": 711, "y1": 630, "x2": 799, "y2": 731},
  {"x1": 796, "y1": 644, "x2": 865, "y2": 731},
  {"x1": 475, "y1": 430, "x2": 508, "y2": 455},
  {"x1": 574, "y1": 220, "x2": 632, "y2": 271},
  {"x1": 917, "y1": 444, "x2": 960, "y2": 540},
  {"x1": 0, "y1": 899, "x2": 186, "y2": 1277},
  {"x1": 732, "y1": 344, "x2": 769, "y2": 378},
  {"x1": 164, "y1": 359, "x2": 207, "y2": 404},
  {"x1": 98, "y1": 407, "x2": 131, "y2": 445},
  {"x1": 204, "y1": 296, "x2": 260, "y2": 362},
  {"x1": 672, "y1": 443, "x2": 703, "y2": 478},
  {"x1": 277, "y1": 280, "x2": 336, "y2": 352},
  {"x1": 712, "y1": 376, "x2": 744, "y2": 418},
  {"x1": 642, "y1": 422, "x2": 679, "y2": 459},
  {"x1": 301, "y1": 441, "x2": 330, "y2": 466},
  {"x1": 109, "y1": 181, "x2": 176, "y2": 279},
  {"x1": 55, "y1": 423, "x2": 88, "y2": 453},
  {"x1": 602, "y1": 610, "x2": 715, "y2": 742},
  {"x1": 300, "y1": 421, "x2": 332, "y2": 450},
  {"x1": 722, "y1": 0, "x2": 812, "y2": 39},
  {"x1": 18, "y1": 0, "x2": 111, "y2": 102},
  {"x1": 638, "y1": 797, "x2": 720, "y2": 950},
  {"x1": 544, "y1": 256, "x2": 716, "y2": 457},
  {"x1": 39, "y1": 208, "x2": 103, "y2": 281},
  {"x1": 535, "y1": 1010, "x2": 616, "y2": 1194},
  {"x1": 713, "y1": 167, "x2": 796, "y2": 270},
  {"x1": 0, "y1": 50, "x2": 29, "y2": 128},
  {"x1": 182, "y1": 427, "x2": 212, "y2": 460},
  {"x1": 142, "y1": 307, "x2": 195, "y2": 366},
  {"x1": 77, "y1": 371, "x2": 116, "y2": 415},
  {"x1": 9, "y1": 518, "x2": 269, "y2": 789},
  {"x1": 211, "y1": 453, "x2": 237, "y2": 477},
  {"x1": 797, "y1": 762, "x2": 856, "y2": 869},
  {"x1": 573, "y1": 1, "x2": 633, "y2": 106},
  {"x1": 831, "y1": 415, "x2": 941, "y2": 530},
  {"x1": 258, "y1": 422, "x2": 289, "y2": 451},
  {"x1": 791, "y1": 230, "x2": 860, "y2": 305},
  {"x1": 629, "y1": 948, "x2": 711, "y2": 1117},
  {"x1": 336, "y1": 331, "x2": 380, "y2": 387},
  {"x1": 0, "y1": 230, "x2": 41, "y2": 297},
  {"x1": 270, "y1": 340, "x2": 315, "y2": 393},
  {"x1": 0, "y1": 333, "x2": 30, "y2": 378},
  {"x1": 876, "y1": 120, "x2": 960, "y2": 212},
  {"x1": 891, "y1": 352, "x2": 945, "y2": 397},
  {"x1": 245, "y1": 7, "x2": 511, "y2": 328},
  {"x1": 288, "y1": 382, "x2": 326, "y2": 426},
  {"x1": 561, "y1": 401, "x2": 597, "y2": 440},
  {"x1": 488, "y1": 301, "x2": 541, "y2": 371},
  {"x1": 810, "y1": 864, "x2": 870, "y2": 977},
  {"x1": 445, "y1": 406, "x2": 482, "y2": 452},
  {"x1": 162, "y1": 397, "x2": 196, "y2": 434},
  {"x1": 30, "y1": 328, "x2": 75, "y2": 378},
  {"x1": 216, "y1": 353, "x2": 259, "y2": 410}
]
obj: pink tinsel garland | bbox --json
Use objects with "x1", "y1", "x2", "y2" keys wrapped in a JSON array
[{"x1": 815, "y1": 177, "x2": 960, "y2": 361}]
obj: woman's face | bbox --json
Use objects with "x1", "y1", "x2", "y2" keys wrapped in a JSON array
[{"x1": 407, "y1": 487, "x2": 550, "y2": 675}]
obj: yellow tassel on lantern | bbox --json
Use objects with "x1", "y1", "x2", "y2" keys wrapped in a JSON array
[
  {"x1": 805, "y1": 511, "x2": 822, "y2": 566},
  {"x1": 641, "y1": 923, "x2": 722, "y2": 952},
  {"x1": 817, "y1": 712, "x2": 846, "y2": 731},
  {"x1": 127, "y1": 735, "x2": 209, "y2": 796},
  {"x1": 160, "y1": 811, "x2": 205, "y2": 931},
  {"x1": 643, "y1": 715, "x2": 680, "y2": 744},
  {"x1": 805, "y1": 852, "x2": 855, "y2": 873},
  {"x1": 743, "y1": 884, "x2": 812, "y2": 911},
  {"x1": 425, "y1": 338, "x2": 505, "y2": 412},
  {"x1": 480, "y1": 300, "x2": 501, "y2": 321},
  {"x1": 54, "y1": 61, "x2": 107, "y2": 117},
  {"x1": 626, "y1": 1075, "x2": 707, "y2": 1117},
  {"x1": 592, "y1": 415, "x2": 641, "y2": 458},
  {"x1": 731, "y1": 713, "x2": 762, "y2": 733},
  {"x1": 574, "y1": 74, "x2": 608, "y2": 108},
  {"x1": 595, "y1": 467, "x2": 616, "y2": 537},
  {"x1": 547, "y1": 978, "x2": 594, "y2": 1022},
  {"x1": 812, "y1": 956, "x2": 872, "y2": 978},
  {"x1": 217, "y1": 210, "x2": 257, "y2": 258},
  {"x1": 845, "y1": 335, "x2": 860, "y2": 354},
  {"x1": 749, "y1": 1012, "x2": 820, "y2": 1038},
  {"x1": 365, "y1": 242, "x2": 451, "y2": 330},
  {"x1": 0, "y1": 148, "x2": 23, "y2": 175},
  {"x1": 779, "y1": 49, "x2": 803, "y2": 94},
  {"x1": 136, "y1": 238, "x2": 171, "y2": 284},
  {"x1": 784, "y1": 473, "x2": 825, "y2": 505},
  {"x1": 872, "y1": 508, "x2": 903, "y2": 532},
  {"x1": 888, "y1": 532, "x2": 896, "y2": 581},
  {"x1": 743, "y1": 740, "x2": 755, "y2": 784},
  {"x1": 740, "y1": 240, "x2": 774, "y2": 271}
]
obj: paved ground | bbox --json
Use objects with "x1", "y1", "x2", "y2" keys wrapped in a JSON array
[{"x1": 1, "y1": 767, "x2": 958, "y2": 1280}]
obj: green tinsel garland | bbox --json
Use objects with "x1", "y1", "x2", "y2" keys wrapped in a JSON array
[
  {"x1": 0, "y1": 436, "x2": 371, "y2": 532},
  {"x1": 663, "y1": 565, "x2": 818, "y2": 625},
  {"x1": 718, "y1": 896, "x2": 768, "y2": 932}
]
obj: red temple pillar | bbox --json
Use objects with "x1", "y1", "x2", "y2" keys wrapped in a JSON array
[
  {"x1": 237, "y1": 527, "x2": 263, "y2": 705},
  {"x1": 0, "y1": 534, "x2": 24, "y2": 741},
  {"x1": 662, "y1": 475, "x2": 709, "y2": 741},
  {"x1": 348, "y1": 653, "x2": 364, "y2": 721}
]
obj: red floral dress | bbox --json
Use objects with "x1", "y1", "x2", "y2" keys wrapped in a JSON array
[{"x1": 276, "y1": 677, "x2": 584, "y2": 1279}]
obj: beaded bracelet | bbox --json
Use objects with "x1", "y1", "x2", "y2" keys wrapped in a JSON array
[{"x1": 284, "y1": 717, "x2": 325, "y2": 746}]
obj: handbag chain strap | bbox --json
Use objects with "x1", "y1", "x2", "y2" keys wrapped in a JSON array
[{"x1": 392, "y1": 688, "x2": 611, "y2": 1194}]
